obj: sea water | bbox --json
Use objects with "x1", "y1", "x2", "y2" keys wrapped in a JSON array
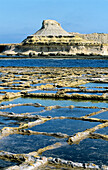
[{"x1": 0, "y1": 57, "x2": 108, "y2": 67}]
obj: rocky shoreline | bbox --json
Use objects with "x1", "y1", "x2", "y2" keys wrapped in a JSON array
[
  {"x1": 0, "y1": 53, "x2": 108, "y2": 59},
  {"x1": 0, "y1": 66, "x2": 107, "y2": 169}
]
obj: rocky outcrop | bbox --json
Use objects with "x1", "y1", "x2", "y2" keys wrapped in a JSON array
[
  {"x1": 0, "y1": 20, "x2": 108, "y2": 57},
  {"x1": 33, "y1": 19, "x2": 71, "y2": 36},
  {"x1": 71, "y1": 32, "x2": 108, "y2": 44}
]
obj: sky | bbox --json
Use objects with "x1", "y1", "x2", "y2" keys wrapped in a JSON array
[{"x1": 0, "y1": 0, "x2": 108, "y2": 43}]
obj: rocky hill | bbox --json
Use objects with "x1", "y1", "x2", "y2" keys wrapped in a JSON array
[
  {"x1": 0, "y1": 20, "x2": 108, "y2": 57},
  {"x1": 70, "y1": 33, "x2": 108, "y2": 44}
]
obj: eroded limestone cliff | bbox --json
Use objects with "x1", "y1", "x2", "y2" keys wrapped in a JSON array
[
  {"x1": 0, "y1": 20, "x2": 108, "y2": 57},
  {"x1": 71, "y1": 32, "x2": 108, "y2": 44}
]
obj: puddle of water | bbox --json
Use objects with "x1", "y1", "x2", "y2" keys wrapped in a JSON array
[
  {"x1": 90, "y1": 110, "x2": 108, "y2": 120},
  {"x1": 0, "y1": 160, "x2": 18, "y2": 169},
  {"x1": 38, "y1": 107, "x2": 100, "y2": 118},
  {"x1": 56, "y1": 87, "x2": 77, "y2": 90},
  {"x1": 0, "y1": 134, "x2": 63, "y2": 154},
  {"x1": 95, "y1": 127, "x2": 108, "y2": 135},
  {"x1": 66, "y1": 92, "x2": 104, "y2": 96},
  {"x1": 42, "y1": 138, "x2": 108, "y2": 166},
  {"x1": 0, "y1": 89, "x2": 21, "y2": 93},
  {"x1": 28, "y1": 90, "x2": 57, "y2": 94},
  {"x1": 1, "y1": 97, "x2": 108, "y2": 108},
  {"x1": 30, "y1": 119, "x2": 99, "y2": 136},
  {"x1": 33, "y1": 83, "x2": 52, "y2": 86},
  {"x1": 12, "y1": 83, "x2": 21, "y2": 86},
  {"x1": 0, "y1": 93, "x2": 5, "y2": 96},
  {"x1": 86, "y1": 87, "x2": 108, "y2": 91},
  {"x1": 0, "y1": 116, "x2": 19, "y2": 130},
  {"x1": 80, "y1": 82, "x2": 108, "y2": 88},
  {"x1": 0, "y1": 134, "x2": 61, "y2": 168},
  {"x1": 0, "y1": 105, "x2": 43, "y2": 114},
  {"x1": 13, "y1": 80, "x2": 21, "y2": 82},
  {"x1": 30, "y1": 84, "x2": 38, "y2": 87},
  {"x1": 14, "y1": 75, "x2": 22, "y2": 77}
]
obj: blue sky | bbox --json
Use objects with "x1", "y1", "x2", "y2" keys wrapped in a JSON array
[{"x1": 0, "y1": 0, "x2": 108, "y2": 43}]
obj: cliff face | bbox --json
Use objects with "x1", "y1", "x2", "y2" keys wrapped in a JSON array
[
  {"x1": 1, "y1": 41, "x2": 108, "y2": 57},
  {"x1": 71, "y1": 33, "x2": 108, "y2": 44},
  {"x1": 0, "y1": 20, "x2": 108, "y2": 57}
]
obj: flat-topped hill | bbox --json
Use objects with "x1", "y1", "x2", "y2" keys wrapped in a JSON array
[
  {"x1": 22, "y1": 20, "x2": 92, "y2": 45},
  {"x1": 0, "y1": 19, "x2": 108, "y2": 57},
  {"x1": 33, "y1": 19, "x2": 71, "y2": 36}
]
